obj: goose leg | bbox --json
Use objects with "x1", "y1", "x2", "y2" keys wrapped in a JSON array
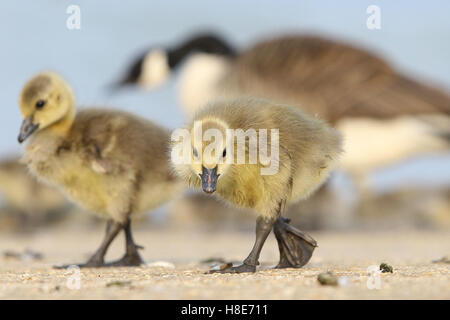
[
  {"x1": 104, "y1": 218, "x2": 144, "y2": 267},
  {"x1": 273, "y1": 217, "x2": 317, "y2": 268},
  {"x1": 54, "y1": 219, "x2": 122, "y2": 269},
  {"x1": 207, "y1": 216, "x2": 276, "y2": 274}
]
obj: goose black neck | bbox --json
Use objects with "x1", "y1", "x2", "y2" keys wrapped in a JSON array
[{"x1": 167, "y1": 33, "x2": 236, "y2": 69}]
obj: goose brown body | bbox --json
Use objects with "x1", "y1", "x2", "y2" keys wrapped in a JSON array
[
  {"x1": 212, "y1": 36, "x2": 450, "y2": 175},
  {"x1": 218, "y1": 35, "x2": 450, "y2": 123}
]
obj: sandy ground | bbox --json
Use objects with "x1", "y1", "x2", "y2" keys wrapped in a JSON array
[{"x1": 0, "y1": 226, "x2": 448, "y2": 299}]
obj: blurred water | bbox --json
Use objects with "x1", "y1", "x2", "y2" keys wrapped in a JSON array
[{"x1": 0, "y1": 0, "x2": 449, "y2": 191}]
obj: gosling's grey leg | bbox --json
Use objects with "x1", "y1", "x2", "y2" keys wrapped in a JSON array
[
  {"x1": 104, "y1": 218, "x2": 144, "y2": 267},
  {"x1": 54, "y1": 219, "x2": 122, "y2": 269},
  {"x1": 208, "y1": 216, "x2": 276, "y2": 274}
]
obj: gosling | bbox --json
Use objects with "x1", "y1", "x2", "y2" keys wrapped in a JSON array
[
  {"x1": 18, "y1": 72, "x2": 183, "y2": 267},
  {"x1": 171, "y1": 98, "x2": 342, "y2": 273}
]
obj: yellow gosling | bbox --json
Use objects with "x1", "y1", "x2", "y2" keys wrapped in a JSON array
[
  {"x1": 171, "y1": 98, "x2": 342, "y2": 273},
  {"x1": 18, "y1": 72, "x2": 184, "y2": 267}
]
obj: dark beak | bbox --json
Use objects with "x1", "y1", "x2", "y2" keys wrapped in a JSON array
[
  {"x1": 201, "y1": 166, "x2": 219, "y2": 194},
  {"x1": 18, "y1": 117, "x2": 39, "y2": 143}
]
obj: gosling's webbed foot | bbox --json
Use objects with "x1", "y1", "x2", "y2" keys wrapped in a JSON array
[
  {"x1": 273, "y1": 217, "x2": 317, "y2": 269},
  {"x1": 53, "y1": 219, "x2": 145, "y2": 269},
  {"x1": 104, "y1": 252, "x2": 144, "y2": 267},
  {"x1": 104, "y1": 245, "x2": 145, "y2": 267},
  {"x1": 207, "y1": 262, "x2": 256, "y2": 274}
]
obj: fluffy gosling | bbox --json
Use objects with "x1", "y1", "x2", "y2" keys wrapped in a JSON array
[
  {"x1": 171, "y1": 98, "x2": 342, "y2": 273},
  {"x1": 18, "y1": 72, "x2": 183, "y2": 267}
]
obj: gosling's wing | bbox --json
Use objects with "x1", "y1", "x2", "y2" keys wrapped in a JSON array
[
  {"x1": 85, "y1": 135, "x2": 116, "y2": 175},
  {"x1": 90, "y1": 157, "x2": 113, "y2": 174},
  {"x1": 229, "y1": 35, "x2": 450, "y2": 123},
  {"x1": 74, "y1": 109, "x2": 132, "y2": 175},
  {"x1": 74, "y1": 108, "x2": 172, "y2": 176}
]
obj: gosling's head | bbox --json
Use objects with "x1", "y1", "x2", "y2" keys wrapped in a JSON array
[
  {"x1": 18, "y1": 72, "x2": 75, "y2": 143},
  {"x1": 189, "y1": 118, "x2": 232, "y2": 194}
]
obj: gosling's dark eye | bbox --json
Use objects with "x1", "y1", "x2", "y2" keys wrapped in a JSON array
[
  {"x1": 35, "y1": 100, "x2": 46, "y2": 109},
  {"x1": 222, "y1": 149, "x2": 226, "y2": 158},
  {"x1": 193, "y1": 147, "x2": 198, "y2": 158}
]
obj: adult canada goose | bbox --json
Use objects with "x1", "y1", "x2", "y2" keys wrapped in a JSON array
[
  {"x1": 171, "y1": 98, "x2": 342, "y2": 272},
  {"x1": 116, "y1": 33, "x2": 450, "y2": 180},
  {"x1": 0, "y1": 157, "x2": 71, "y2": 229},
  {"x1": 18, "y1": 72, "x2": 184, "y2": 267}
]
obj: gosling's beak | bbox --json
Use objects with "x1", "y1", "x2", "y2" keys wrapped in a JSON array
[
  {"x1": 18, "y1": 117, "x2": 39, "y2": 143},
  {"x1": 201, "y1": 166, "x2": 219, "y2": 194}
]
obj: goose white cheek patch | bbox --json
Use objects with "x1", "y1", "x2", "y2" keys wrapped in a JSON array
[{"x1": 139, "y1": 50, "x2": 171, "y2": 88}]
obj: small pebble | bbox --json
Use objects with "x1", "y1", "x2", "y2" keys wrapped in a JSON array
[
  {"x1": 380, "y1": 263, "x2": 393, "y2": 273},
  {"x1": 432, "y1": 256, "x2": 450, "y2": 264},
  {"x1": 106, "y1": 280, "x2": 132, "y2": 288},
  {"x1": 317, "y1": 272, "x2": 338, "y2": 286},
  {"x1": 146, "y1": 261, "x2": 175, "y2": 269},
  {"x1": 209, "y1": 262, "x2": 233, "y2": 272}
]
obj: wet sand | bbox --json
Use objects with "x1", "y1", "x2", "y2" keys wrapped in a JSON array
[{"x1": 0, "y1": 227, "x2": 448, "y2": 299}]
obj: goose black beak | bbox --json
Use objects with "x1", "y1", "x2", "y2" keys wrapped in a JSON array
[
  {"x1": 18, "y1": 117, "x2": 39, "y2": 143},
  {"x1": 105, "y1": 78, "x2": 129, "y2": 93},
  {"x1": 201, "y1": 166, "x2": 219, "y2": 194}
]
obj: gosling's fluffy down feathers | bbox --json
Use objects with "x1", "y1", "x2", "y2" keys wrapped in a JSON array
[
  {"x1": 173, "y1": 98, "x2": 342, "y2": 218},
  {"x1": 23, "y1": 109, "x2": 181, "y2": 222}
]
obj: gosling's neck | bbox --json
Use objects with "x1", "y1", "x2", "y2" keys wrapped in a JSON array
[
  {"x1": 44, "y1": 81, "x2": 77, "y2": 138},
  {"x1": 43, "y1": 107, "x2": 76, "y2": 139}
]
